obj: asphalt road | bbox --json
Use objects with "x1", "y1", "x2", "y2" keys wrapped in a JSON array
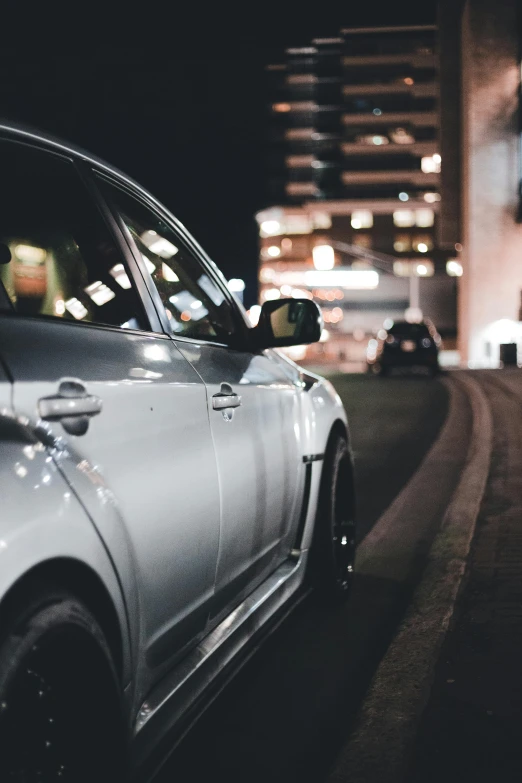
[{"x1": 154, "y1": 373, "x2": 451, "y2": 783}]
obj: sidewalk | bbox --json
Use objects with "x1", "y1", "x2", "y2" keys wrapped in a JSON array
[{"x1": 407, "y1": 370, "x2": 522, "y2": 782}]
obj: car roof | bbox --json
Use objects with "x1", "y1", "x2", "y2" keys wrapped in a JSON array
[{"x1": 0, "y1": 120, "x2": 146, "y2": 197}]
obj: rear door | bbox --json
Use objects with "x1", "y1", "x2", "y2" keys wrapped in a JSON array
[
  {"x1": 95, "y1": 178, "x2": 304, "y2": 621},
  {"x1": 0, "y1": 139, "x2": 221, "y2": 689}
]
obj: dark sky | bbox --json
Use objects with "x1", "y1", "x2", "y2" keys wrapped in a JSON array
[{"x1": 1, "y1": 1, "x2": 437, "y2": 306}]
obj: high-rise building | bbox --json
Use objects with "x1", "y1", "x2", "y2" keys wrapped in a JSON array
[{"x1": 257, "y1": 25, "x2": 457, "y2": 366}]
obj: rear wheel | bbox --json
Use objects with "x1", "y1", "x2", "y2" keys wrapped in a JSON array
[
  {"x1": 0, "y1": 588, "x2": 126, "y2": 782},
  {"x1": 308, "y1": 432, "x2": 356, "y2": 602}
]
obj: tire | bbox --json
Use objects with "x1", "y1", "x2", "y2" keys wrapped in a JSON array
[
  {"x1": 0, "y1": 587, "x2": 127, "y2": 782},
  {"x1": 308, "y1": 432, "x2": 357, "y2": 602}
]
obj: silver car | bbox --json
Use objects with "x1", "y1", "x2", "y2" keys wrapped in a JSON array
[{"x1": 0, "y1": 123, "x2": 356, "y2": 781}]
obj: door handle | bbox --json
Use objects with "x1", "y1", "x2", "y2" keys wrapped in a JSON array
[
  {"x1": 212, "y1": 382, "x2": 242, "y2": 411},
  {"x1": 212, "y1": 394, "x2": 242, "y2": 411},
  {"x1": 38, "y1": 379, "x2": 102, "y2": 436}
]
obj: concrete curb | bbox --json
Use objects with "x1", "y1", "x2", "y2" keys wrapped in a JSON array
[{"x1": 329, "y1": 373, "x2": 493, "y2": 783}]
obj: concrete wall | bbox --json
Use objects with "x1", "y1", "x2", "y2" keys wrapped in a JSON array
[{"x1": 460, "y1": 0, "x2": 522, "y2": 366}]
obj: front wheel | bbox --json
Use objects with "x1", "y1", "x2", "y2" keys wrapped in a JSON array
[
  {"x1": 308, "y1": 432, "x2": 357, "y2": 602},
  {"x1": 0, "y1": 588, "x2": 127, "y2": 782}
]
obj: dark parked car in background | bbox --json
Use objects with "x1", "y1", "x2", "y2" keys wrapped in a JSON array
[{"x1": 367, "y1": 320, "x2": 441, "y2": 376}]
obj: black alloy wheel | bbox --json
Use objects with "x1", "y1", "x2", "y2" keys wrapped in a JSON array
[
  {"x1": 309, "y1": 432, "x2": 357, "y2": 602},
  {"x1": 0, "y1": 589, "x2": 126, "y2": 782}
]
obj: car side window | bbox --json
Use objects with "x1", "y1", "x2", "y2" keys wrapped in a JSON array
[
  {"x1": 0, "y1": 142, "x2": 147, "y2": 331},
  {"x1": 96, "y1": 178, "x2": 237, "y2": 343}
]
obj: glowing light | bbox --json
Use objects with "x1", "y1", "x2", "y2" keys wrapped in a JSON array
[
  {"x1": 259, "y1": 267, "x2": 275, "y2": 283},
  {"x1": 312, "y1": 244, "x2": 335, "y2": 270},
  {"x1": 415, "y1": 209, "x2": 434, "y2": 227},
  {"x1": 320, "y1": 329, "x2": 330, "y2": 342},
  {"x1": 272, "y1": 270, "x2": 378, "y2": 289},
  {"x1": 84, "y1": 281, "x2": 116, "y2": 306},
  {"x1": 417, "y1": 243, "x2": 429, "y2": 254},
  {"x1": 65, "y1": 298, "x2": 88, "y2": 320},
  {"x1": 14, "y1": 244, "x2": 46, "y2": 264},
  {"x1": 390, "y1": 127, "x2": 415, "y2": 144},
  {"x1": 281, "y1": 238, "x2": 293, "y2": 251},
  {"x1": 446, "y1": 260, "x2": 463, "y2": 277},
  {"x1": 273, "y1": 103, "x2": 291, "y2": 112},
  {"x1": 393, "y1": 210, "x2": 415, "y2": 227},
  {"x1": 162, "y1": 263, "x2": 179, "y2": 282},
  {"x1": 351, "y1": 210, "x2": 373, "y2": 229},
  {"x1": 248, "y1": 304, "x2": 261, "y2": 325},
  {"x1": 423, "y1": 192, "x2": 440, "y2": 203},
  {"x1": 140, "y1": 231, "x2": 178, "y2": 259},
  {"x1": 180, "y1": 311, "x2": 191, "y2": 322},
  {"x1": 421, "y1": 155, "x2": 441, "y2": 174},
  {"x1": 260, "y1": 220, "x2": 281, "y2": 237},
  {"x1": 404, "y1": 77, "x2": 414, "y2": 85},
  {"x1": 399, "y1": 192, "x2": 409, "y2": 202},
  {"x1": 417, "y1": 264, "x2": 428, "y2": 275},
  {"x1": 373, "y1": 108, "x2": 382, "y2": 115},
  {"x1": 141, "y1": 254, "x2": 156, "y2": 274},
  {"x1": 264, "y1": 288, "x2": 281, "y2": 301},
  {"x1": 372, "y1": 135, "x2": 387, "y2": 145},
  {"x1": 405, "y1": 307, "x2": 423, "y2": 323},
  {"x1": 55, "y1": 299, "x2": 65, "y2": 315},
  {"x1": 383, "y1": 318, "x2": 394, "y2": 329},
  {"x1": 228, "y1": 278, "x2": 246, "y2": 292},
  {"x1": 280, "y1": 284, "x2": 292, "y2": 296},
  {"x1": 110, "y1": 264, "x2": 132, "y2": 289},
  {"x1": 433, "y1": 153, "x2": 441, "y2": 164},
  {"x1": 267, "y1": 245, "x2": 281, "y2": 257}
]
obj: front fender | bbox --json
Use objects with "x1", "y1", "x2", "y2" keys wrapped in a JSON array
[{"x1": 0, "y1": 416, "x2": 133, "y2": 690}]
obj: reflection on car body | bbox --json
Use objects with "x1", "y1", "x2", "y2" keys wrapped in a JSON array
[{"x1": 0, "y1": 123, "x2": 356, "y2": 781}]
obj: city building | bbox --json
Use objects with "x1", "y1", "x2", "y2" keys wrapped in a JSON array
[
  {"x1": 439, "y1": 0, "x2": 522, "y2": 367},
  {"x1": 257, "y1": 24, "x2": 458, "y2": 367}
]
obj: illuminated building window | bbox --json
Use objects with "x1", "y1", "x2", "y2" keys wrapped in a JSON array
[
  {"x1": 421, "y1": 154, "x2": 441, "y2": 173},
  {"x1": 415, "y1": 209, "x2": 434, "y2": 227},
  {"x1": 286, "y1": 155, "x2": 315, "y2": 168},
  {"x1": 393, "y1": 210, "x2": 415, "y2": 227},
  {"x1": 390, "y1": 127, "x2": 415, "y2": 144},
  {"x1": 355, "y1": 134, "x2": 389, "y2": 146},
  {"x1": 285, "y1": 127, "x2": 315, "y2": 140},
  {"x1": 260, "y1": 220, "x2": 282, "y2": 237},
  {"x1": 285, "y1": 182, "x2": 319, "y2": 196},
  {"x1": 394, "y1": 234, "x2": 412, "y2": 252},
  {"x1": 446, "y1": 259, "x2": 463, "y2": 277},
  {"x1": 412, "y1": 235, "x2": 434, "y2": 253},
  {"x1": 351, "y1": 210, "x2": 373, "y2": 229},
  {"x1": 393, "y1": 260, "x2": 434, "y2": 277},
  {"x1": 353, "y1": 234, "x2": 372, "y2": 248},
  {"x1": 286, "y1": 74, "x2": 317, "y2": 84}
]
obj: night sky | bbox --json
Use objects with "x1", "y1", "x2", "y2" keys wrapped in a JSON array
[{"x1": 1, "y1": 1, "x2": 436, "y2": 307}]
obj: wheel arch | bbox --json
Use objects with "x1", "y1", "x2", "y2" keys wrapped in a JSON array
[{"x1": 0, "y1": 558, "x2": 124, "y2": 680}]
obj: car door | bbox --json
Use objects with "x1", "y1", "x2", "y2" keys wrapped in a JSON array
[
  {"x1": 95, "y1": 177, "x2": 305, "y2": 622},
  {"x1": 0, "y1": 139, "x2": 221, "y2": 690}
]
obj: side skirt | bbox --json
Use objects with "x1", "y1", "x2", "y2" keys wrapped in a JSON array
[{"x1": 131, "y1": 553, "x2": 307, "y2": 775}]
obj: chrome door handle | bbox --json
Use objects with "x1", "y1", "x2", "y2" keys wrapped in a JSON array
[
  {"x1": 38, "y1": 379, "x2": 102, "y2": 436},
  {"x1": 212, "y1": 393, "x2": 242, "y2": 410}
]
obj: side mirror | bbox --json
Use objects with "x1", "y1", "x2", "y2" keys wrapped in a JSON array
[{"x1": 253, "y1": 298, "x2": 323, "y2": 349}]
